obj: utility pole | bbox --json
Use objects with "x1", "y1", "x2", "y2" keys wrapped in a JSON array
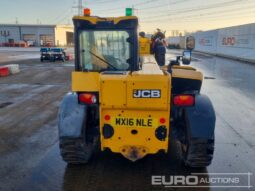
[
  {"x1": 78, "y1": 0, "x2": 83, "y2": 16},
  {"x1": 73, "y1": 0, "x2": 84, "y2": 16},
  {"x1": 132, "y1": 5, "x2": 138, "y2": 16}
]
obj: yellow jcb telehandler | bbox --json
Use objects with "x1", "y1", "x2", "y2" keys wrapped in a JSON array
[{"x1": 58, "y1": 9, "x2": 215, "y2": 167}]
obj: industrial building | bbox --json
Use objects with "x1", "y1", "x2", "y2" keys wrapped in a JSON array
[{"x1": 0, "y1": 24, "x2": 74, "y2": 47}]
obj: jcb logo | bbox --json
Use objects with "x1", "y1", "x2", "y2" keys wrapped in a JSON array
[{"x1": 133, "y1": 90, "x2": 161, "y2": 98}]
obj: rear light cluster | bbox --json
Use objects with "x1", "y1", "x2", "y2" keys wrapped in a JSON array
[
  {"x1": 173, "y1": 94, "x2": 195, "y2": 106},
  {"x1": 79, "y1": 93, "x2": 97, "y2": 104}
]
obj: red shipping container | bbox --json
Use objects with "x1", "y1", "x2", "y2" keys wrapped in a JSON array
[{"x1": 0, "y1": 66, "x2": 9, "y2": 77}]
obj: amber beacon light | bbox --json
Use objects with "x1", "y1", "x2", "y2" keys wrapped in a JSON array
[{"x1": 84, "y1": 8, "x2": 91, "y2": 16}]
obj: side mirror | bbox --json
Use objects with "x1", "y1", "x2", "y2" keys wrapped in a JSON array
[
  {"x1": 182, "y1": 50, "x2": 191, "y2": 65},
  {"x1": 186, "y1": 36, "x2": 195, "y2": 50}
]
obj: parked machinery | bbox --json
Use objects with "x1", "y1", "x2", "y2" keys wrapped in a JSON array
[
  {"x1": 40, "y1": 47, "x2": 51, "y2": 62},
  {"x1": 50, "y1": 48, "x2": 66, "y2": 62},
  {"x1": 40, "y1": 48, "x2": 66, "y2": 62},
  {"x1": 58, "y1": 9, "x2": 216, "y2": 168}
]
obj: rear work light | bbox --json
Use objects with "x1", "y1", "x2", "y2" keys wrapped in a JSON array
[
  {"x1": 173, "y1": 95, "x2": 195, "y2": 106},
  {"x1": 79, "y1": 93, "x2": 97, "y2": 104}
]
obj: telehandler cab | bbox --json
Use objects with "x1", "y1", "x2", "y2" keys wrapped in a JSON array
[{"x1": 58, "y1": 9, "x2": 216, "y2": 168}]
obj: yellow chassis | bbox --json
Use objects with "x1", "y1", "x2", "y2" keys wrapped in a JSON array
[{"x1": 72, "y1": 55, "x2": 202, "y2": 161}]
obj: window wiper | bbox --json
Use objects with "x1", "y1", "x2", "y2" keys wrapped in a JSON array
[{"x1": 83, "y1": 49, "x2": 118, "y2": 70}]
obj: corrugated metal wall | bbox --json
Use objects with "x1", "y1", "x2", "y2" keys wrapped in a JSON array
[
  {"x1": 21, "y1": 26, "x2": 54, "y2": 46},
  {"x1": 0, "y1": 25, "x2": 55, "y2": 46},
  {"x1": 0, "y1": 26, "x2": 21, "y2": 43}
]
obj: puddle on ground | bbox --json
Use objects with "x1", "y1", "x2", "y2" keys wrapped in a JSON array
[
  {"x1": 204, "y1": 76, "x2": 216, "y2": 80},
  {"x1": 18, "y1": 142, "x2": 210, "y2": 191},
  {"x1": 0, "y1": 102, "x2": 13, "y2": 109}
]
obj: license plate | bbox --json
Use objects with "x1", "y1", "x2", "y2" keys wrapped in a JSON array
[{"x1": 112, "y1": 117, "x2": 158, "y2": 128}]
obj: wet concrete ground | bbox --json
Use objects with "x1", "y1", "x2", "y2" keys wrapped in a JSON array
[{"x1": 0, "y1": 50, "x2": 254, "y2": 191}]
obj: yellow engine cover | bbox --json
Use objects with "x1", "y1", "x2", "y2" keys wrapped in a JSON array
[
  {"x1": 100, "y1": 71, "x2": 171, "y2": 161},
  {"x1": 72, "y1": 58, "x2": 172, "y2": 161}
]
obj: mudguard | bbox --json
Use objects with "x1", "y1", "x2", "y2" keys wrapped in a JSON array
[
  {"x1": 58, "y1": 93, "x2": 87, "y2": 138},
  {"x1": 185, "y1": 94, "x2": 216, "y2": 139}
]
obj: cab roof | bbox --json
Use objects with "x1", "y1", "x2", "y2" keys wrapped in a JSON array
[
  {"x1": 73, "y1": 16, "x2": 138, "y2": 25},
  {"x1": 73, "y1": 16, "x2": 138, "y2": 30}
]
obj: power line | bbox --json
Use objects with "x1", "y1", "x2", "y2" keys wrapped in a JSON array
[
  {"x1": 91, "y1": 0, "x2": 188, "y2": 17},
  {"x1": 140, "y1": 0, "x2": 247, "y2": 20},
  {"x1": 141, "y1": 9, "x2": 255, "y2": 25},
  {"x1": 52, "y1": 9, "x2": 73, "y2": 24},
  {"x1": 92, "y1": 0, "x2": 161, "y2": 12},
  {"x1": 47, "y1": 0, "x2": 76, "y2": 24},
  {"x1": 136, "y1": 0, "x2": 191, "y2": 12},
  {"x1": 182, "y1": 11, "x2": 255, "y2": 22},
  {"x1": 87, "y1": 0, "x2": 117, "y2": 4},
  {"x1": 140, "y1": 3, "x2": 255, "y2": 23},
  {"x1": 73, "y1": 0, "x2": 84, "y2": 16},
  {"x1": 163, "y1": 12, "x2": 255, "y2": 30},
  {"x1": 47, "y1": 8, "x2": 71, "y2": 24},
  {"x1": 178, "y1": 5, "x2": 255, "y2": 21}
]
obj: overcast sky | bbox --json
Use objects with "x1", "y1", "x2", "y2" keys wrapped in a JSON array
[{"x1": 0, "y1": 0, "x2": 255, "y2": 35}]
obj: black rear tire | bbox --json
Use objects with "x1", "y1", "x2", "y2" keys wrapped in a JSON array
[
  {"x1": 173, "y1": 108, "x2": 215, "y2": 168},
  {"x1": 60, "y1": 137, "x2": 94, "y2": 164},
  {"x1": 181, "y1": 138, "x2": 214, "y2": 168},
  {"x1": 59, "y1": 104, "x2": 99, "y2": 164}
]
